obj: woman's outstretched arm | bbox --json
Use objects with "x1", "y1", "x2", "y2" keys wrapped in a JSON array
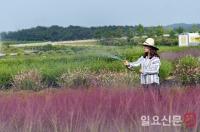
[{"x1": 127, "y1": 56, "x2": 144, "y2": 68}]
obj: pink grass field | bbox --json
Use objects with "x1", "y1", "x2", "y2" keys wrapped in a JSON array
[{"x1": 0, "y1": 85, "x2": 199, "y2": 132}]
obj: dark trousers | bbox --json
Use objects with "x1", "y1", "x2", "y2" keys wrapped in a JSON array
[{"x1": 142, "y1": 83, "x2": 162, "y2": 100}]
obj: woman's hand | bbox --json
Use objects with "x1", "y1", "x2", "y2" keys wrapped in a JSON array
[
  {"x1": 123, "y1": 60, "x2": 129, "y2": 66},
  {"x1": 139, "y1": 69, "x2": 143, "y2": 74}
]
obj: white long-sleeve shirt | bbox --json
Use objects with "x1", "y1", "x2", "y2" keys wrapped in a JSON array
[{"x1": 128, "y1": 56, "x2": 161, "y2": 85}]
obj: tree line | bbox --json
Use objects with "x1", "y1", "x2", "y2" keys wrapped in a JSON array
[{"x1": 1, "y1": 24, "x2": 199, "y2": 42}]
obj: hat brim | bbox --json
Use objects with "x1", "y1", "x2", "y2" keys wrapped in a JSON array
[{"x1": 143, "y1": 44, "x2": 159, "y2": 50}]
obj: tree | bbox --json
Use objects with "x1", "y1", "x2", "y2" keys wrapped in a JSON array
[
  {"x1": 169, "y1": 30, "x2": 176, "y2": 38},
  {"x1": 0, "y1": 32, "x2": 7, "y2": 40},
  {"x1": 155, "y1": 25, "x2": 164, "y2": 37},
  {"x1": 127, "y1": 28, "x2": 134, "y2": 43},
  {"x1": 135, "y1": 24, "x2": 144, "y2": 36},
  {"x1": 146, "y1": 27, "x2": 155, "y2": 37},
  {"x1": 175, "y1": 27, "x2": 184, "y2": 34},
  {"x1": 114, "y1": 27, "x2": 123, "y2": 38},
  {"x1": 191, "y1": 24, "x2": 200, "y2": 33}
]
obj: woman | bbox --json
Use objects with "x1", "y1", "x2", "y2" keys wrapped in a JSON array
[{"x1": 124, "y1": 38, "x2": 161, "y2": 98}]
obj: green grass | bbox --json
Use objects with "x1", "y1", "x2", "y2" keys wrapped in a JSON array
[{"x1": 0, "y1": 43, "x2": 199, "y2": 89}]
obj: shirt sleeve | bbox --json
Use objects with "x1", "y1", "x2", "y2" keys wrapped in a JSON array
[
  {"x1": 143, "y1": 58, "x2": 161, "y2": 75},
  {"x1": 128, "y1": 56, "x2": 144, "y2": 68}
]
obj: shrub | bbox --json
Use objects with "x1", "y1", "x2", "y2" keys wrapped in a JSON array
[
  {"x1": 159, "y1": 60, "x2": 173, "y2": 80},
  {"x1": 132, "y1": 37, "x2": 146, "y2": 45},
  {"x1": 58, "y1": 69, "x2": 94, "y2": 88},
  {"x1": 0, "y1": 72, "x2": 12, "y2": 89},
  {"x1": 99, "y1": 38, "x2": 129, "y2": 46},
  {"x1": 175, "y1": 55, "x2": 200, "y2": 85},
  {"x1": 58, "y1": 69, "x2": 140, "y2": 88},
  {"x1": 40, "y1": 44, "x2": 58, "y2": 51},
  {"x1": 12, "y1": 69, "x2": 44, "y2": 91},
  {"x1": 95, "y1": 70, "x2": 139, "y2": 87},
  {"x1": 155, "y1": 37, "x2": 178, "y2": 46},
  {"x1": 41, "y1": 67, "x2": 64, "y2": 87}
]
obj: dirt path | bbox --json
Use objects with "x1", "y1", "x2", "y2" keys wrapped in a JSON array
[{"x1": 10, "y1": 39, "x2": 97, "y2": 47}]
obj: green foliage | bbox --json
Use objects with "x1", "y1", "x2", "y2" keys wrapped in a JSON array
[
  {"x1": 191, "y1": 24, "x2": 200, "y2": 32},
  {"x1": 99, "y1": 37, "x2": 178, "y2": 47},
  {"x1": 175, "y1": 56, "x2": 200, "y2": 85},
  {"x1": 135, "y1": 24, "x2": 144, "y2": 36},
  {"x1": 155, "y1": 37, "x2": 178, "y2": 46},
  {"x1": 132, "y1": 37, "x2": 146, "y2": 45},
  {"x1": 99, "y1": 38, "x2": 130, "y2": 46},
  {"x1": 0, "y1": 45, "x2": 128, "y2": 88},
  {"x1": 1, "y1": 24, "x2": 199, "y2": 42},
  {"x1": 175, "y1": 27, "x2": 184, "y2": 34},
  {"x1": 1, "y1": 26, "x2": 133, "y2": 41},
  {"x1": 169, "y1": 30, "x2": 176, "y2": 38},
  {"x1": 155, "y1": 26, "x2": 164, "y2": 36},
  {"x1": 0, "y1": 44, "x2": 199, "y2": 90},
  {"x1": 159, "y1": 60, "x2": 173, "y2": 80}
]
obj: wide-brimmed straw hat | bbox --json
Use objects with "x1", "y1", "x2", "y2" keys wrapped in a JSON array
[{"x1": 143, "y1": 38, "x2": 159, "y2": 50}]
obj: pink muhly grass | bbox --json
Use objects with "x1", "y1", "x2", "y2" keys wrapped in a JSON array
[
  {"x1": 0, "y1": 85, "x2": 199, "y2": 132},
  {"x1": 160, "y1": 48, "x2": 200, "y2": 61}
]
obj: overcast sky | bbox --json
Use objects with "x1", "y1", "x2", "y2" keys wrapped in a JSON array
[{"x1": 0, "y1": 0, "x2": 199, "y2": 32}]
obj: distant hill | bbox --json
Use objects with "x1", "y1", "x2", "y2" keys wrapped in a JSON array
[{"x1": 165, "y1": 23, "x2": 200, "y2": 31}]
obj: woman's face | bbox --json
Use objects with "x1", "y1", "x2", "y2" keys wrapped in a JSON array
[{"x1": 143, "y1": 46, "x2": 150, "y2": 53}]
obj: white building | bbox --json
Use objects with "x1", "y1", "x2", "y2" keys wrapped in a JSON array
[{"x1": 179, "y1": 33, "x2": 200, "y2": 47}]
